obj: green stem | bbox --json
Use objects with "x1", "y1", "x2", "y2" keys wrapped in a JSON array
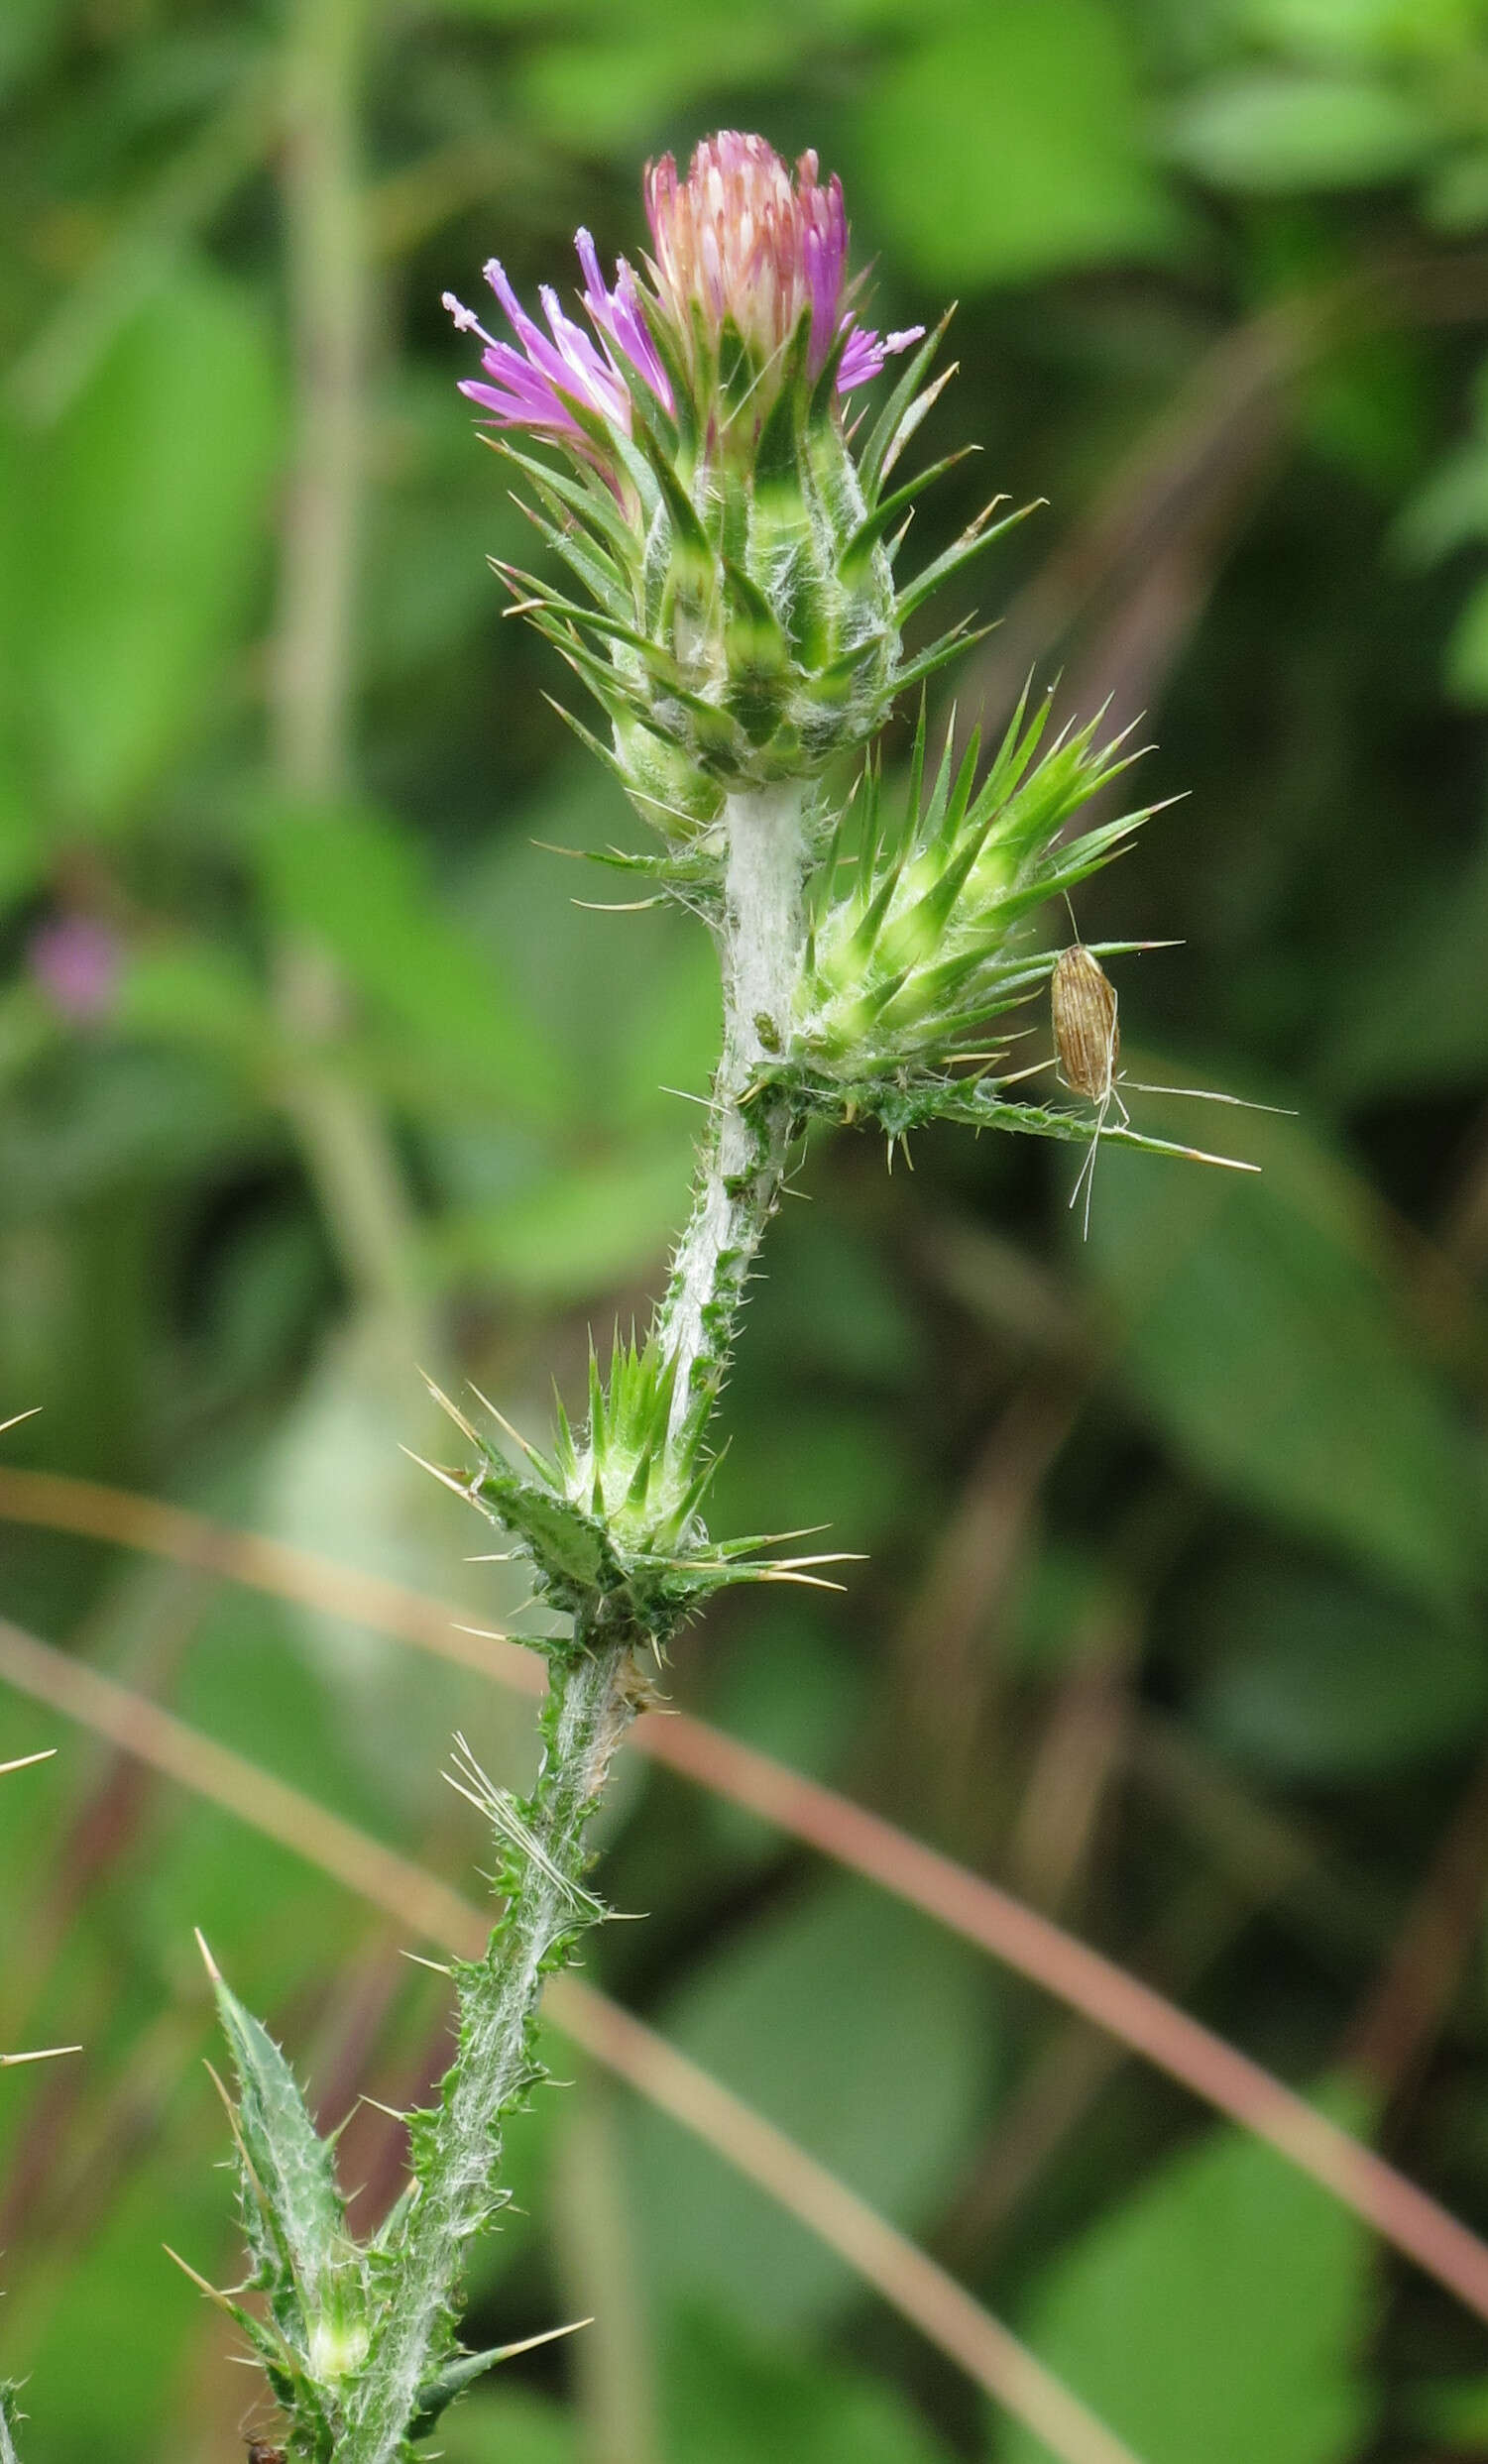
[
  {"x1": 272, "y1": 0, "x2": 365, "y2": 799},
  {"x1": 270, "y1": 0, "x2": 423, "y2": 1340},
  {"x1": 345, "y1": 1631, "x2": 639, "y2": 2462}
]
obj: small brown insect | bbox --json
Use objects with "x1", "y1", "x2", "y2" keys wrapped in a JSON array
[
  {"x1": 1051, "y1": 944, "x2": 1128, "y2": 1235},
  {"x1": 1051, "y1": 943, "x2": 1120, "y2": 1104},
  {"x1": 246, "y1": 2445, "x2": 286, "y2": 2464}
]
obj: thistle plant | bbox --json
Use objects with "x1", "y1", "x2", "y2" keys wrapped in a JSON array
[{"x1": 189, "y1": 131, "x2": 1236, "y2": 2461}]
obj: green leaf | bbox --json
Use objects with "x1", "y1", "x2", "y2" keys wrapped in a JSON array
[
  {"x1": 1393, "y1": 435, "x2": 1488, "y2": 565},
  {"x1": 1194, "y1": 1557, "x2": 1488, "y2": 1778},
  {"x1": 1403, "y1": 2370, "x2": 1488, "y2": 2441},
  {"x1": 431, "y1": 2386, "x2": 577, "y2": 2464},
  {"x1": 0, "y1": 793, "x2": 45, "y2": 922},
  {"x1": 665, "y1": 2305, "x2": 956, "y2": 2464},
  {"x1": 410, "y1": 2326, "x2": 584, "y2": 2437},
  {"x1": 256, "y1": 798, "x2": 567, "y2": 1121},
  {"x1": 625, "y1": 1875, "x2": 996, "y2": 2332},
  {"x1": 701, "y1": 1607, "x2": 868, "y2": 1865},
  {"x1": 1000, "y1": 2091, "x2": 1374, "y2": 2464},
  {"x1": 208, "y1": 1956, "x2": 349, "y2": 2315},
  {"x1": 1245, "y1": 0, "x2": 1483, "y2": 61},
  {"x1": 0, "y1": 423, "x2": 42, "y2": 879},
  {"x1": 117, "y1": 943, "x2": 273, "y2": 1066},
  {"x1": 515, "y1": 1, "x2": 797, "y2": 146},
  {"x1": 1323, "y1": 826, "x2": 1488, "y2": 1093},
  {"x1": 252, "y1": 1317, "x2": 537, "y2": 1819},
  {"x1": 1424, "y1": 140, "x2": 1488, "y2": 229},
  {"x1": 21, "y1": 265, "x2": 281, "y2": 823},
  {"x1": 433, "y1": 1144, "x2": 695, "y2": 1302},
  {"x1": 1168, "y1": 71, "x2": 1438, "y2": 190},
  {"x1": 1085, "y1": 1088, "x2": 1480, "y2": 1612},
  {"x1": 856, "y1": 0, "x2": 1181, "y2": 286},
  {"x1": 1445, "y1": 570, "x2": 1488, "y2": 703},
  {"x1": 458, "y1": 762, "x2": 720, "y2": 1127},
  {"x1": 7, "y1": 2130, "x2": 231, "y2": 2455},
  {"x1": 0, "y1": 0, "x2": 79, "y2": 100}
]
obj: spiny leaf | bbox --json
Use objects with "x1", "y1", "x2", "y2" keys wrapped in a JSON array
[
  {"x1": 200, "y1": 1936, "x2": 350, "y2": 2320},
  {"x1": 409, "y1": 2319, "x2": 591, "y2": 2436},
  {"x1": 482, "y1": 1476, "x2": 614, "y2": 1587}
]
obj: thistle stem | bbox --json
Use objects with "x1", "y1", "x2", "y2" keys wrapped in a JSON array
[
  {"x1": 346, "y1": 783, "x2": 812, "y2": 2456},
  {"x1": 346, "y1": 1628, "x2": 638, "y2": 2461},
  {"x1": 660, "y1": 782, "x2": 811, "y2": 1453}
]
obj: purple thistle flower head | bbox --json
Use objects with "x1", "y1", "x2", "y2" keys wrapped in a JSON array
[
  {"x1": 443, "y1": 132, "x2": 921, "y2": 467},
  {"x1": 442, "y1": 136, "x2": 947, "y2": 817}
]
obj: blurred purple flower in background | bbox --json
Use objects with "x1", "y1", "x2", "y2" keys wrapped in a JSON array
[{"x1": 28, "y1": 914, "x2": 121, "y2": 1021}]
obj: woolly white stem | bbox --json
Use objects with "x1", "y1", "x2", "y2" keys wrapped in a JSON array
[{"x1": 661, "y1": 783, "x2": 810, "y2": 1446}]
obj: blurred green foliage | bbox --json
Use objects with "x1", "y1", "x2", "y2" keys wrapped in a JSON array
[{"x1": 3, "y1": 0, "x2": 1488, "y2": 2458}]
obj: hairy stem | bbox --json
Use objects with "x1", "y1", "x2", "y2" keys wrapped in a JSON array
[
  {"x1": 660, "y1": 782, "x2": 811, "y2": 1453},
  {"x1": 346, "y1": 1630, "x2": 639, "y2": 2460}
]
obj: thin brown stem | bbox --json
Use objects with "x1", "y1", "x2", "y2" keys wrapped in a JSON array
[
  {"x1": 551, "y1": 2071, "x2": 660, "y2": 2464},
  {"x1": 1340, "y1": 1742, "x2": 1488, "y2": 2107}
]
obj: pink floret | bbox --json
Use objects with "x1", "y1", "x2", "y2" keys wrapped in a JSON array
[{"x1": 442, "y1": 234, "x2": 673, "y2": 448}]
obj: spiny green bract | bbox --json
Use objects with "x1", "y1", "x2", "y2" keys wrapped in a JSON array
[
  {"x1": 498, "y1": 316, "x2": 1016, "y2": 847},
  {"x1": 427, "y1": 1348, "x2": 841, "y2": 1650},
  {"x1": 796, "y1": 688, "x2": 1162, "y2": 1080}
]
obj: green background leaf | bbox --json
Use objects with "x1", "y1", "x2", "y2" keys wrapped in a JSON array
[
  {"x1": 1000, "y1": 2098, "x2": 1375, "y2": 2464},
  {"x1": 19, "y1": 267, "x2": 281, "y2": 825}
]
